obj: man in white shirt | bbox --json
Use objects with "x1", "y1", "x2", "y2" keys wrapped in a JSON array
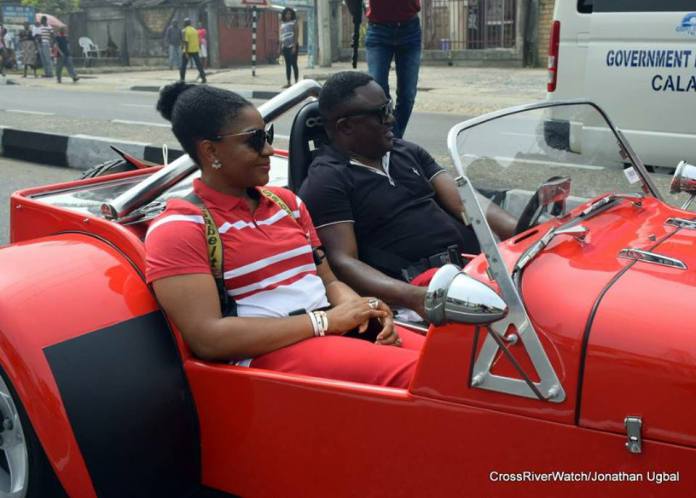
[{"x1": 36, "y1": 16, "x2": 54, "y2": 77}]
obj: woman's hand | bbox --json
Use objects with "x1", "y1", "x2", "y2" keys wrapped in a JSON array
[
  {"x1": 326, "y1": 296, "x2": 387, "y2": 335},
  {"x1": 372, "y1": 299, "x2": 400, "y2": 347}
]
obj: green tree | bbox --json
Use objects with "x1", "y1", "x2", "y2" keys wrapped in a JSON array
[{"x1": 21, "y1": 0, "x2": 80, "y2": 18}]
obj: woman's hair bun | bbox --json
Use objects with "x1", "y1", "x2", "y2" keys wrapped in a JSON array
[{"x1": 157, "y1": 81, "x2": 194, "y2": 121}]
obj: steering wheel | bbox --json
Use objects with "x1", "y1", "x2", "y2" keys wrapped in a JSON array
[{"x1": 514, "y1": 176, "x2": 571, "y2": 235}]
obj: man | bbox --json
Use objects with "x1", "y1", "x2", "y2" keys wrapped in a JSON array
[
  {"x1": 345, "y1": 0, "x2": 421, "y2": 139},
  {"x1": 54, "y1": 27, "x2": 79, "y2": 83},
  {"x1": 163, "y1": 20, "x2": 181, "y2": 70},
  {"x1": 179, "y1": 18, "x2": 206, "y2": 83},
  {"x1": 299, "y1": 71, "x2": 516, "y2": 319},
  {"x1": 37, "y1": 16, "x2": 54, "y2": 78}
]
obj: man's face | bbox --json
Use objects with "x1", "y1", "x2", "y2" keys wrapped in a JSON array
[{"x1": 337, "y1": 81, "x2": 395, "y2": 158}]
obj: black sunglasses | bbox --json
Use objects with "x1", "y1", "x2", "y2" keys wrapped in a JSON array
[
  {"x1": 338, "y1": 99, "x2": 394, "y2": 124},
  {"x1": 213, "y1": 124, "x2": 274, "y2": 154}
]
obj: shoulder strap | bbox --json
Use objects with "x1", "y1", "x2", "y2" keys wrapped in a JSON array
[
  {"x1": 260, "y1": 188, "x2": 325, "y2": 267},
  {"x1": 183, "y1": 191, "x2": 236, "y2": 317},
  {"x1": 260, "y1": 188, "x2": 295, "y2": 220}
]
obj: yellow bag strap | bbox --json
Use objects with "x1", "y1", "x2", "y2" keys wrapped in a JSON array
[
  {"x1": 184, "y1": 192, "x2": 236, "y2": 316},
  {"x1": 260, "y1": 188, "x2": 295, "y2": 221},
  {"x1": 200, "y1": 207, "x2": 223, "y2": 280}
]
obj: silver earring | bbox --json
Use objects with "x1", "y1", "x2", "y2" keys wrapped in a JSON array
[{"x1": 211, "y1": 159, "x2": 222, "y2": 170}]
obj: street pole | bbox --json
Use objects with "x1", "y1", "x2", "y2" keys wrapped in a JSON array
[
  {"x1": 251, "y1": 5, "x2": 257, "y2": 77},
  {"x1": 307, "y1": 2, "x2": 317, "y2": 68},
  {"x1": 317, "y1": 0, "x2": 332, "y2": 67}
]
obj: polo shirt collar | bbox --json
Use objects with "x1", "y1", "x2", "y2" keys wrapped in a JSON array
[{"x1": 193, "y1": 178, "x2": 264, "y2": 211}]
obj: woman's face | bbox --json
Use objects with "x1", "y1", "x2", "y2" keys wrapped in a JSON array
[
  {"x1": 207, "y1": 106, "x2": 274, "y2": 189},
  {"x1": 283, "y1": 10, "x2": 292, "y2": 21}
]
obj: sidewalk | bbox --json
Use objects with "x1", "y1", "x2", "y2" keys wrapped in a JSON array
[{"x1": 4, "y1": 56, "x2": 547, "y2": 116}]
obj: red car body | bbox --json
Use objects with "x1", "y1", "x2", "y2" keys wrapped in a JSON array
[{"x1": 0, "y1": 98, "x2": 694, "y2": 497}]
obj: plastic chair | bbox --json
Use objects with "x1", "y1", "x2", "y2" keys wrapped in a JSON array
[{"x1": 78, "y1": 37, "x2": 101, "y2": 59}]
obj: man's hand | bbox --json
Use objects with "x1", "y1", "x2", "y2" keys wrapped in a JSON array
[{"x1": 318, "y1": 222, "x2": 429, "y2": 320}]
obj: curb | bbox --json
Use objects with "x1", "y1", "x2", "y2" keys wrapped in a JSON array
[
  {"x1": 128, "y1": 84, "x2": 280, "y2": 100},
  {"x1": 0, "y1": 127, "x2": 183, "y2": 170}
]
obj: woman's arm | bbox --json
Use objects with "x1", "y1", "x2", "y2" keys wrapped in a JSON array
[{"x1": 153, "y1": 271, "x2": 390, "y2": 362}]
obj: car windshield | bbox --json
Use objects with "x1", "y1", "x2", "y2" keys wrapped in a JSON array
[{"x1": 451, "y1": 102, "x2": 688, "y2": 220}]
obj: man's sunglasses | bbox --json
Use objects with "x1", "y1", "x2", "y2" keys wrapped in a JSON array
[
  {"x1": 213, "y1": 124, "x2": 274, "y2": 154},
  {"x1": 337, "y1": 99, "x2": 394, "y2": 124}
]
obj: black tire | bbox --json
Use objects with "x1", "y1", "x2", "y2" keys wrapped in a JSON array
[{"x1": 0, "y1": 365, "x2": 67, "y2": 498}]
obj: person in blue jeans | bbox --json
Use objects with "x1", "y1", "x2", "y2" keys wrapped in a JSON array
[{"x1": 346, "y1": 0, "x2": 421, "y2": 139}]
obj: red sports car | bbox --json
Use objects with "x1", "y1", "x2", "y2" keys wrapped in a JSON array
[{"x1": 0, "y1": 83, "x2": 694, "y2": 497}]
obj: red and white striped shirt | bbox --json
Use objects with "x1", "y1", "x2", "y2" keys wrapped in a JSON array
[{"x1": 145, "y1": 179, "x2": 329, "y2": 317}]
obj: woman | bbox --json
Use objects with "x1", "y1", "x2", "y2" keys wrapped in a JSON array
[
  {"x1": 19, "y1": 23, "x2": 38, "y2": 78},
  {"x1": 147, "y1": 82, "x2": 424, "y2": 388},
  {"x1": 197, "y1": 22, "x2": 207, "y2": 69},
  {"x1": 279, "y1": 7, "x2": 299, "y2": 88},
  {"x1": 0, "y1": 26, "x2": 5, "y2": 77}
]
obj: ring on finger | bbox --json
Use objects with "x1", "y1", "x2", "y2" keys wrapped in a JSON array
[{"x1": 368, "y1": 298, "x2": 380, "y2": 310}]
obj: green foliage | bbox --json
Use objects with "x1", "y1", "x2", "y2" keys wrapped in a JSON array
[{"x1": 21, "y1": 0, "x2": 80, "y2": 18}]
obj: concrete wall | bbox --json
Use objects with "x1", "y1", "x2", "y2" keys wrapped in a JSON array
[
  {"x1": 536, "y1": 0, "x2": 555, "y2": 66},
  {"x1": 218, "y1": 8, "x2": 279, "y2": 66}
]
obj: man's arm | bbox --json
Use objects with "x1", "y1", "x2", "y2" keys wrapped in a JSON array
[
  {"x1": 344, "y1": 0, "x2": 363, "y2": 19},
  {"x1": 318, "y1": 222, "x2": 427, "y2": 318},
  {"x1": 431, "y1": 171, "x2": 517, "y2": 241}
]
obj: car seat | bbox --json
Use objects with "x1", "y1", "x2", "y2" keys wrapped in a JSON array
[{"x1": 287, "y1": 101, "x2": 328, "y2": 192}]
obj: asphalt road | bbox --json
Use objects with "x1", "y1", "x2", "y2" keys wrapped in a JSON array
[
  {"x1": 0, "y1": 85, "x2": 470, "y2": 162},
  {"x1": 0, "y1": 157, "x2": 76, "y2": 245}
]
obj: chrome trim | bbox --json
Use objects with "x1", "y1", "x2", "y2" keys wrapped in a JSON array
[
  {"x1": 513, "y1": 224, "x2": 587, "y2": 279},
  {"x1": 425, "y1": 265, "x2": 508, "y2": 326},
  {"x1": 619, "y1": 248, "x2": 687, "y2": 270},
  {"x1": 393, "y1": 319, "x2": 428, "y2": 334},
  {"x1": 100, "y1": 80, "x2": 322, "y2": 221},
  {"x1": 670, "y1": 160, "x2": 696, "y2": 195},
  {"x1": 447, "y1": 176, "x2": 565, "y2": 403},
  {"x1": 666, "y1": 217, "x2": 696, "y2": 230},
  {"x1": 670, "y1": 161, "x2": 696, "y2": 210}
]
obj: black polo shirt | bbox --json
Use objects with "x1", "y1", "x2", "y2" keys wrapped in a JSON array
[{"x1": 299, "y1": 139, "x2": 479, "y2": 279}]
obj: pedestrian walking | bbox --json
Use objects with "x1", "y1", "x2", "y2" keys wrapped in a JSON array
[
  {"x1": 55, "y1": 28, "x2": 79, "y2": 83},
  {"x1": 197, "y1": 22, "x2": 208, "y2": 69},
  {"x1": 37, "y1": 16, "x2": 54, "y2": 78},
  {"x1": 345, "y1": 0, "x2": 421, "y2": 139},
  {"x1": 0, "y1": 26, "x2": 6, "y2": 77},
  {"x1": 179, "y1": 18, "x2": 206, "y2": 83},
  {"x1": 279, "y1": 7, "x2": 299, "y2": 88},
  {"x1": 164, "y1": 20, "x2": 181, "y2": 70},
  {"x1": 19, "y1": 23, "x2": 39, "y2": 78}
]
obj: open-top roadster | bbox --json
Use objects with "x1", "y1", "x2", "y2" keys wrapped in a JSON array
[{"x1": 0, "y1": 82, "x2": 694, "y2": 497}]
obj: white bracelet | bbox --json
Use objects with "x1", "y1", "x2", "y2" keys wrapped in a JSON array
[
  {"x1": 308, "y1": 311, "x2": 321, "y2": 337},
  {"x1": 310, "y1": 310, "x2": 328, "y2": 337},
  {"x1": 316, "y1": 310, "x2": 328, "y2": 335}
]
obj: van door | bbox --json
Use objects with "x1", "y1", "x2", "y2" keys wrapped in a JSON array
[{"x1": 583, "y1": 0, "x2": 696, "y2": 169}]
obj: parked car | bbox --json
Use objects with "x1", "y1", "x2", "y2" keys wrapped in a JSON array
[
  {"x1": 0, "y1": 83, "x2": 695, "y2": 497},
  {"x1": 546, "y1": 0, "x2": 696, "y2": 169}
]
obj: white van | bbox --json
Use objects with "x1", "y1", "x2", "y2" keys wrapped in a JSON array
[{"x1": 546, "y1": 0, "x2": 696, "y2": 169}]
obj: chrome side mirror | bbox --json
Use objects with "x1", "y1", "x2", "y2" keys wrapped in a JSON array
[
  {"x1": 670, "y1": 161, "x2": 696, "y2": 210},
  {"x1": 425, "y1": 264, "x2": 508, "y2": 326},
  {"x1": 670, "y1": 161, "x2": 696, "y2": 195}
]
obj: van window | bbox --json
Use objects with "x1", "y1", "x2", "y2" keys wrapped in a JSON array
[
  {"x1": 589, "y1": 0, "x2": 694, "y2": 12},
  {"x1": 577, "y1": 1, "x2": 593, "y2": 14}
]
